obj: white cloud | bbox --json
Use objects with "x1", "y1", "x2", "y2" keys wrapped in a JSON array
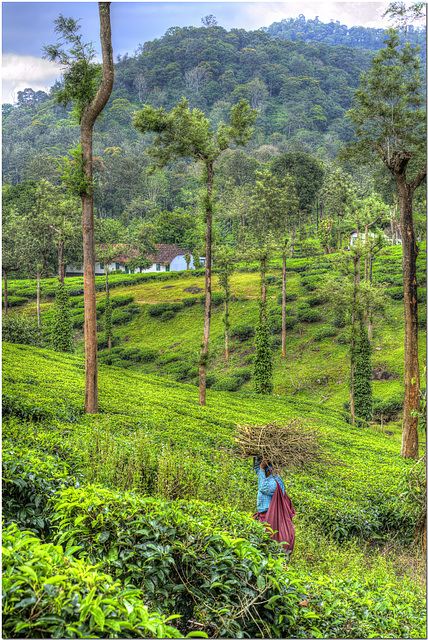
[{"x1": 2, "y1": 54, "x2": 62, "y2": 104}]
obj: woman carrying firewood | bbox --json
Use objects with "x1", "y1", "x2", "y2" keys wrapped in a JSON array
[{"x1": 253, "y1": 457, "x2": 296, "y2": 556}]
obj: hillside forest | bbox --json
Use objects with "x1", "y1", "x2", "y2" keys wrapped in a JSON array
[{"x1": 2, "y1": 5, "x2": 427, "y2": 640}]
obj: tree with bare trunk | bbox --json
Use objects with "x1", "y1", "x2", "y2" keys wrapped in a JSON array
[
  {"x1": 134, "y1": 98, "x2": 256, "y2": 406},
  {"x1": 43, "y1": 3, "x2": 114, "y2": 414},
  {"x1": 342, "y1": 29, "x2": 426, "y2": 459}
]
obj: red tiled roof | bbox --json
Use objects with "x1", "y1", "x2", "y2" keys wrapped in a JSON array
[
  {"x1": 148, "y1": 244, "x2": 190, "y2": 264},
  {"x1": 96, "y1": 244, "x2": 190, "y2": 265}
]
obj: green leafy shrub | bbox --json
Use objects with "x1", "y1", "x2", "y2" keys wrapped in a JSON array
[
  {"x1": 336, "y1": 332, "x2": 350, "y2": 345},
  {"x1": 332, "y1": 311, "x2": 347, "y2": 328},
  {"x1": 2, "y1": 314, "x2": 43, "y2": 347},
  {"x1": 148, "y1": 302, "x2": 182, "y2": 318},
  {"x1": 160, "y1": 310, "x2": 176, "y2": 322},
  {"x1": 138, "y1": 347, "x2": 159, "y2": 363},
  {"x1": 2, "y1": 296, "x2": 29, "y2": 307},
  {"x1": 267, "y1": 315, "x2": 298, "y2": 334},
  {"x1": 372, "y1": 396, "x2": 403, "y2": 421},
  {"x1": 2, "y1": 445, "x2": 81, "y2": 539},
  {"x1": 276, "y1": 292, "x2": 297, "y2": 304},
  {"x1": 2, "y1": 523, "x2": 187, "y2": 639},
  {"x1": 199, "y1": 291, "x2": 225, "y2": 306},
  {"x1": 312, "y1": 326, "x2": 338, "y2": 342},
  {"x1": 230, "y1": 323, "x2": 255, "y2": 341},
  {"x1": 417, "y1": 288, "x2": 426, "y2": 304},
  {"x1": 385, "y1": 286, "x2": 404, "y2": 300},
  {"x1": 418, "y1": 310, "x2": 427, "y2": 329},
  {"x1": 212, "y1": 376, "x2": 241, "y2": 392},
  {"x1": 297, "y1": 308, "x2": 322, "y2": 323},
  {"x1": 52, "y1": 484, "x2": 304, "y2": 638},
  {"x1": 97, "y1": 334, "x2": 120, "y2": 350},
  {"x1": 97, "y1": 294, "x2": 135, "y2": 312},
  {"x1": 307, "y1": 295, "x2": 326, "y2": 307},
  {"x1": 265, "y1": 275, "x2": 279, "y2": 284},
  {"x1": 254, "y1": 321, "x2": 273, "y2": 394},
  {"x1": 182, "y1": 297, "x2": 197, "y2": 307},
  {"x1": 163, "y1": 361, "x2": 192, "y2": 381},
  {"x1": 111, "y1": 305, "x2": 140, "y2": 325}
]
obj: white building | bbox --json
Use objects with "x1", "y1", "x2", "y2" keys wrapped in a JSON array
[{"x1": 66, "y1": 244, "x2": 195, "y2": 277}]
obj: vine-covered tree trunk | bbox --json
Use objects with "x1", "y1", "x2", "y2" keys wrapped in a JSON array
[
  {"x1": 58, "y1": 238, "x2": 65, "y2": 285},
  {"x1": 349, "y1": 255, "x2": 359, "y2": 426},
  {"x1": 199, "y1": 162, "x2": 214, "y2": 406},
  {"x1": 3, "y1": 274, "x2": 8, "y2": 317},
  {"x1": 281, "y1": 244, "x2": 288, "y2": 359},
  {"x1": 81, "y1": 1, "x2": 114, "y2": 414},
  {"x1": 260, "y1": 256, "x2": 267, "y2": 325}
]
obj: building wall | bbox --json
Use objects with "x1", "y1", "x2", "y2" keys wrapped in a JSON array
[{"x1": 66, "y1": 254, "x2": 194, "y2": 276}]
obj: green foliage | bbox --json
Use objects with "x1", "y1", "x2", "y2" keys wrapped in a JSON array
[
  {"x1": 296, "y1": 307, "x2": 322, "y2": 323},
  {"x1": 2, "y1": 522, "x2": 187, "y2": 639},
  {"x1": 2, "y1": 343, "x2": 420, "y2": 546},
  {"x1": 2, "y1": 314, "x2": 43, "y2": 347},
  {"x1": 276, "y1": 292, "x2": 297, "y2": 303},
  {"x1": 52, "y1": 284, "x2": 74, "y2": 353},
  {"x1": 253, "y1": 320, "x2": 273, "y2": 394},
  {"x1": 148, "y1": 302, "x2": 182, "y2": 318},
  {"x1": 312, "y1": 326, "x2": 339, "y2": 342},
  {"x1": 352, "y1": 318, "x2": 373, "y2": 422},
  {"x1": 58, "y1": 144, "x2": 91, "y2": 196},
  {"x1": 199, "y1": 291, "x2": 225, "y2": 306},
  {"x1": 2, "y1": 295, "x2": 29, "y2": 307},
  {"x1": 230, "y1": 323, "x2": 255, "y2": 341},
  {"x1": 2, "y1": 444, "x2": 81, "y2": 538},
  {"x1": 42, "y1": 15, "x2": 102, "y2": 121},
  {"x1": 51, "y1": 483, "x2": 303, "y2": 638},
  {"x1": 372, "y1": 396, "x2": 403, "y2": 420}
]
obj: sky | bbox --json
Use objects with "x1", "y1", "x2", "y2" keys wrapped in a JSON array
[{"x1": 1, "y1": 0, "x2": 400, "y2": 104}]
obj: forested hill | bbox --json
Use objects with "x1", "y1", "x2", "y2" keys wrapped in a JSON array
[
  {"x1": 2, "y1": 17, "x2": 425, "y2": 221},
  {"x1": 266, "y1": 15, "x2": 426, "y2": 57},
  {"x1": 3, "y1": 21, "x2": 375, "y2": 190}
]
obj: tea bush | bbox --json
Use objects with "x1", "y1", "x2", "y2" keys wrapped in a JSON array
[
  {"x1": 386, "y1": 286, "x2": 404, "y2": 300},
  {"x1": 199, "y1": 291, "x2": 225, "y2": 306},
  {"x1": 182, "y1": 297, "x2": 197, "y2": 307},
  {"x1": 312, "y1": 326, "x2": 338, "y2": 342},
  {"x1": 2, "y1": 523, "x2": 190, "y2": 639},
  {"x1": 2, "y1": 295, "x2": 29, "y2": 307},
  {"x1": 2, "y1": 444, "x2": 82, "y2": 539},
  {"x1": 230, "y1": 323, "x2": 255, "y2": 341},
  {"x1": 297, "y1": 308, "x2": 322, "y2": 323},
  {"x1": 2, "y1": 314, "x2": 43, "y2": 347},
  {"x1": 1, "y1": 344, "x2": 418, "y2": 544},
  {"x1": 52, "y1": 484, "x2": 306, "y2": 638},
  {"x1": 148, "y1": 302, "x2": 182, "y2": 318},
  {"x1": 276, "y1": 292, "x2": 298, "y2": 304},
  {"x1": 97, "y1": 294, "x2": 134, "y2": 312}
]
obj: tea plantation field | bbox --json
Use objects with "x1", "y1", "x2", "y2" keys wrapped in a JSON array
[
  {"x1": 2, "y1": 340, "x2": 426, "y2": 638},
  {"x1": 2, "y1": 243, "x2": 426, "y2": 638}
]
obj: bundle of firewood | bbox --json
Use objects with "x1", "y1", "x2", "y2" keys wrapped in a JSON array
[{"x1": 234, "y1": 419, "x2": 335, "y2": 472}]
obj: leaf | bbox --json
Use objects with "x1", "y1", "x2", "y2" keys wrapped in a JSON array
[
  {"x1": 98, "y1": 530, "x2": 110, "y2": 544},
  {"x1": 15, "y1": 596, "x2": 37, "y2": 608},
  {"x1": 18, "y1": 565, "x2": 38, "y2": 581},
  {"x1": 44, "y1": 575, "x2": 68, "y2": 584},
  {"x1": 93, "y1": 606, "x2": 105, "y2": 631}
]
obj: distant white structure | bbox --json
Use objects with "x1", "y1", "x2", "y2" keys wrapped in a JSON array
[
  {"x1": 348, "y1": 229, "x2": 402, "y2": 249},
  {"x1": 66, "y1": 244, "x2": 194, "y2": 277}
]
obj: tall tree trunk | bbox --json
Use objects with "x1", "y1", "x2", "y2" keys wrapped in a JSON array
[
  {"x1": 281, "y1": 243, "x2": 288, "y2": 359},
  {"x1": 224, "y1": 292, "x2": 229, "y2": 360},
  {"x1": 3, "y1": 273, "x2": 8, "y2": 317},
  {"x1": 397, "y1": 178, "x2": 420, "y2": 459},
  {"x1": 81, "y1": 1, "x2": 114, "y2": 414},
  {"x1": 387, "y1": 151, "x2": 424, "y2": 459},
  {"x1": 199, "y1": 161, "x2": 214, "y2": 406}
]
